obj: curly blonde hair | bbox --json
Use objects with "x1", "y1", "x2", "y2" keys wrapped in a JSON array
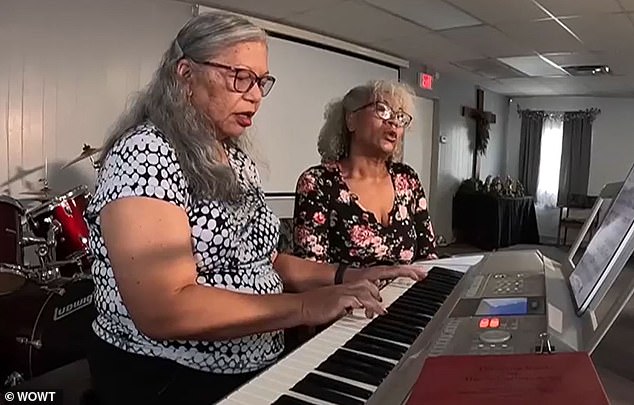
[{"x1": 317, "y1": 80, "x2": 415, "y2": 163}]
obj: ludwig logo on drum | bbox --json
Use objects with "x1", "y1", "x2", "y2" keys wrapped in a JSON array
[{"x1": 53, "y1": 294, "x2": 93, "y2": 321}]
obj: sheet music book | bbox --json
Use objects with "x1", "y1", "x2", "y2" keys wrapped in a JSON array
[{"x1": 407, "y1": 352, "x2": 609, "y2": 405}]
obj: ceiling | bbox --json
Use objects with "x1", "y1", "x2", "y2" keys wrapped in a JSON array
[{"x1": 188, "y1": 0, "x2": 634, "y2": 97}]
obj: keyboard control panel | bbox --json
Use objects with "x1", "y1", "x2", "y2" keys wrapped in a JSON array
[{"x1": 422, "y1": 252, "x2": 548, "y2": 358}]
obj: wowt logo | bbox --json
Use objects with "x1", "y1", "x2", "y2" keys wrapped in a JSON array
[{"x1": 3, "y1": 390, "x2": 62, "y2": 404}]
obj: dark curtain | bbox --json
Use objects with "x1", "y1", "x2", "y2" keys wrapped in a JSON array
[
  {"x1": 557, "y1": 109, "x2": 600, "y2": 206},
  {"x1": 518, "y1": 111, "x2": 544, "y2": 196}
]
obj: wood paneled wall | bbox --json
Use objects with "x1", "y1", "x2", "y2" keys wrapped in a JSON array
[{"x1": 0, "y1": 0, "x2": 191, "y2": 204}]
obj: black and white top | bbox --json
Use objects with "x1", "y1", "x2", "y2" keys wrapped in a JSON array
[{"x1": 84, "y1": 122, "x2": 284, "y2": 374}]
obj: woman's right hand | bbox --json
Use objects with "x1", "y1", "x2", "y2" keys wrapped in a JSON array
[{"x1": 298, "y1": 280, "x2": 386, "y2": 326}]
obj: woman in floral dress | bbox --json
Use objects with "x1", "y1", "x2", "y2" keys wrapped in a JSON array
[{"x1": 293, "y1": 80, "x2": 438, "y2": 268}]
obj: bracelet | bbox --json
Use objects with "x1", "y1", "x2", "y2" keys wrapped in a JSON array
[{"x1": 334, "y1": 263, "x2": 348, "y2": 285}]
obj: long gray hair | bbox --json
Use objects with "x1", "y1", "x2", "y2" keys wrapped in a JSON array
[
  {"x1": 100, "y1": 11, "x2": 267, "y2": 201},
  {"x1": 317, "y1": 80, "x2": 414, "y2": 163}
]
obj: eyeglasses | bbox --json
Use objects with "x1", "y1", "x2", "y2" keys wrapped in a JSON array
[
  {"x1": 354, "y1": 100, "x2": 413, "y2": 128},
  {"x1": 189, "y1": 58, "x2": 276, "y2": 97}
]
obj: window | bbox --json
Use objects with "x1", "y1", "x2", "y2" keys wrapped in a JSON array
[{"x1": 535, "y1": 117, "x2": 564, "y2": 207}]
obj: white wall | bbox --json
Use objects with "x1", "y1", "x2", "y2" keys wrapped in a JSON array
[
  {"x1": 0, "y1": 0, "x2": 418, "y2": 199},
  {"x1": 247, "y1": 36, "x2": 399, "y2": 192},
  {"x1": 0, "y1": 0, "x2": 191, "y2": 201},
  {"x1": 403, "y1": 96, "x2": 435, "y2": 199},
  {"x1": 506, "y1": 96, "x2": 634, "y2": 241},
  {"x1": 401, "y1": 66, "x2": 510, "y2": 242},
  {"x1": 0, "y1": 0, "x2": 504, "y2": 248}
]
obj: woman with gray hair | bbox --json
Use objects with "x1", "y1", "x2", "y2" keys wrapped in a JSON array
[
  {"x1": 293, "y1": 80, "x2": 438, "y2": 270},
  {"x1": 84, "y1": 11, "x2": 422, "y2": 405}
]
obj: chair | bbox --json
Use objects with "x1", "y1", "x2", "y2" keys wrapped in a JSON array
[{"x1": 557, "y1": 194, "x2": 598, "y2": 246}]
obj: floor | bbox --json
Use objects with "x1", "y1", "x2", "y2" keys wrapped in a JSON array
[{"x1": 439, "y1": 242, "x2": 634, "y2": 404}]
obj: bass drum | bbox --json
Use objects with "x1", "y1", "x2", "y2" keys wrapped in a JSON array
[
  {"x1": 0, "y1": 277, "x2": 96, "y2": 387},
  {"x1": 0, "y1": 196, "x2": 26, "y2": 295}
]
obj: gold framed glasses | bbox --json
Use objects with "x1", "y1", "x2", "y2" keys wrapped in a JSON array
[{"x1": 354, "y1": 100, "x2": 413, "y2": 128}]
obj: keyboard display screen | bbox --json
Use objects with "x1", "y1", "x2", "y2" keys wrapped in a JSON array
[{"x1": 475, "y1": 297, "x2": 528, "y2": 316}]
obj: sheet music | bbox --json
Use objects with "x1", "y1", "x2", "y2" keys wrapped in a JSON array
[
  {"x1": 569, "y1": 174, "x2": 634, "y2": 309},
  {"x1": 413, "y1": 254, "x2": 484, "y2": 274}
]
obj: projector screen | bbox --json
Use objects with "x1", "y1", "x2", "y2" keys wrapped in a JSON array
[{"x1": 248, "y1": 35, "x2": 399, "y2": 192}]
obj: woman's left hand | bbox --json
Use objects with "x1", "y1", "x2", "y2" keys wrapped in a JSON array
[{"x1": 343, "y1": 265, "x2": 427, "y2": 285}]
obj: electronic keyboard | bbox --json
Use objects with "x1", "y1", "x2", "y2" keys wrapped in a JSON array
[{"x1": 217, "y1": 266, "x2": 465, "y2": 405}]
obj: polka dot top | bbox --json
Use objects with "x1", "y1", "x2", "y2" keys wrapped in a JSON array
[{"x1": 84, "y1": 122, "x2": 284, "y2": 374}]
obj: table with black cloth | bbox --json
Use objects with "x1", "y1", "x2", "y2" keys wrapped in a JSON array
[{"x1": 452, "y1": 192, "x2": 540, "y2": 250}]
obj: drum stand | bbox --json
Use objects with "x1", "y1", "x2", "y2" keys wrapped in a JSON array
[
  {"x1": 1, "y1": 224, "x2": 92, "y2": 294},
  {"x1": 4, "y1": 371, "x2": 25, "y2": 388},
  {"x1": 88, "y1": 154, "x2": 101, "y2": 173}
]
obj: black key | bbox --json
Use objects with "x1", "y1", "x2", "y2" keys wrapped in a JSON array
[
  {"x1": 394, "y1": 294, "x2": 441, "y2": 308},
  {"x1": 407, "y1": 288, "x2": 448, "y2": 302},
  {"x1": 375, "y1": 314, "x2": 423, "y2": 329},
  {"x1": 427, "y1": 278, "x2": 461, "y2": 288},
  {"x1": 317, "y1": 361, "x2": 382, "y2": 386},
  {"x1": 326, "y1": 353, "x2": 391, "y2": 380},
  {"x1": 420, "y1": 281, "x2": 456, "y2": 292},
  {"x1": 426, "y1": 270, "x2": 462, "y2": 282},
  {"x1": 372, "y1": 316, "x2": 424, "y2": 335},
  {"x1": 422, "y1": 284, "x2": 454, "y2": 295},
  {"x1": 383, "y1": 311, "x2": 427, "y2": 326},
  {"x1": 426, "y1": 271, "x2": 462, "y2": 283},
  {"x1": 416, "y1": 281, "x2": 455, "y2": 293},
  {"x1": 325, "y1": 355, "x2": 390, "y2": 384},
  {"x1": 344, "y1": 335, "x2": 406, "y2": 361},
  {"x1": 291, "y1": 380, "x2": 364, "y2": 405},
  {"x1": 412, "y1": 285, "x2": 451, "y2": 297},
  {"x1": 395, "y1": 293, "x2": 442, "y2": 307},
  {"x1": 387, "y1": 306, "x2": 433, "y2": 322},
  {"x1": 390, "y1": 300, "x2": 439, "y2": 315},
  {"x1": 302, "y1": 373, "x2": 373, "y2": 400},
  {"x1": 370, "y1": 320, "x2": 423, "y2": 338},
  {"x1": 351, "y1": 334, "x2": 408, "y2": 354},
  {"x1": 399, "y1": 297, "x2": 442, "y2": 309},
  {"x1": 429, "y1": 266, "x2": 464, "y2": 279},
  {"x1": 332, "y1": 348, "x2": 394, "y2": 371},
  {"x1": 272, "y1": 394, "x2": 315, "y2": 405},
  {"x1": 344, "y1": 339, "x2": 402, "y2": 361},
  {"x1": 361, "y1": 325, "x2": 417, "y2": 345},
  {"x1": 383, "y1": 312, "x2": 430, "y2": 328}
]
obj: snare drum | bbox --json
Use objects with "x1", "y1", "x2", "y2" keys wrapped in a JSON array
[
  {"x1": 0, "y1": 196, "x2": 26, "y2": 295},
  {"x1": 0, "y1": 278, "x2": 95, "y2": 387},
  {"x1": 27, "y1": 186, "x2": 92, "y2": 274}
]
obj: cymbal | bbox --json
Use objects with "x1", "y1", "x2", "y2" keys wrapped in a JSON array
[
  {"x1": 0, "y1": 165, "x2": 45, "y2": 187},
  {"x1": 19, "y1": 187, "x2": 58, "y2": 200},
  {"x1": 20, "y1": 191, "x2": 54, "y2": 201},
  {"x1": 62, "y1": 144, "x2": 103, "y2": 169}
]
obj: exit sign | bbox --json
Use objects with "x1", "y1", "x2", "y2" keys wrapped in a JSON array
[{"x1": 419, "y1": 72, "x2": 433, "y2": 90}]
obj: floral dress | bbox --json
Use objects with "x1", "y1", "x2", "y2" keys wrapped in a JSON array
[{"x1": 292, "y1": 161, "x2": 438, "y2": 268}]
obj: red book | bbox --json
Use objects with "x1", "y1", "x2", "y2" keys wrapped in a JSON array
[{"x1": 407, "y1": 352, "x2": 609, "y2": 405}]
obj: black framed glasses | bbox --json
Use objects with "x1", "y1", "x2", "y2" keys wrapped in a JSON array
[
  {"x1": 190, "y1": 58, "x2": 276, "y2": 97},
  {"x1": 354, "y1": 100, "x2": 413, "y2": 128}
]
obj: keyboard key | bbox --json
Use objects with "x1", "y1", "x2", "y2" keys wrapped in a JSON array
[{"x1": 217, "y1": 268, "x2": 465, "y2": 405}]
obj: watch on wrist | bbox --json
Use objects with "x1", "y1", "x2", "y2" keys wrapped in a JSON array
[{"x1": 334, "y1": 263, "x2": 348, "y2": 284}]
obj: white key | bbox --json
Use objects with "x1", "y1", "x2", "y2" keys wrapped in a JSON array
[{"x1": 218, "y1": 277, "x2": 418, "y2": 405}]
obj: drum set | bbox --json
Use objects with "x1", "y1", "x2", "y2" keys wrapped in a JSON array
[{"x1": 0, "y1": 144, "x2": 102, "y2": 388}]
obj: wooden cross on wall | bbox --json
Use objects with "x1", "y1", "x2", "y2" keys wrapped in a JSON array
[{"x1": 462, "y1": 88, "x2": 496, "y2": 179}]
